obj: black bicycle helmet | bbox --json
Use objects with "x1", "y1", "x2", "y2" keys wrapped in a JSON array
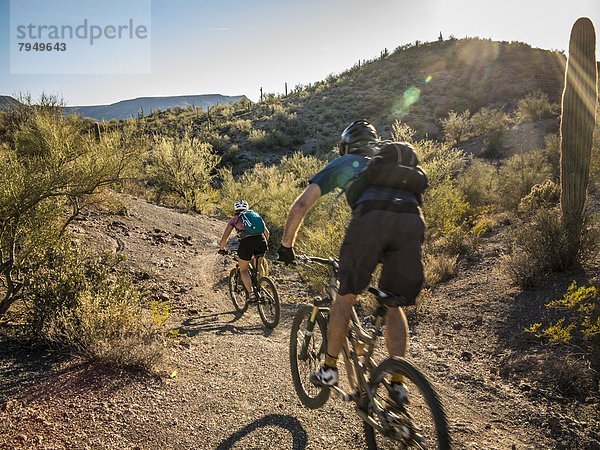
[{"x1": 339, "y1": 119, "x2": 378, "y2": 156}]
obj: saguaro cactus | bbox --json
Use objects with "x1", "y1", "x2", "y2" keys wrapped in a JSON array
[
  {"x1": 93, "y1": 122, "x2": 101, "y2": 143},
  {"x1": 560, "y1": 17, "x2": 598, "y2": 266}
]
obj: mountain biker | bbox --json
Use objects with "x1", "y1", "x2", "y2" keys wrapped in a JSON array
[
  {"x1": 278, "y1": 120, "x2": 426, "y2": 402},
  {"x1": 219, "y1": 200, "x2": 270, "y2": 302}
]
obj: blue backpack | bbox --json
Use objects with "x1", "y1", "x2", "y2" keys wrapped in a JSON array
[{"x1": 239, "y1": 210, "x2": 265, "y2": 237}]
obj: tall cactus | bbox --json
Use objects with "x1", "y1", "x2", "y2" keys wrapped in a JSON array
[
  {"x1": 93, "y1": 122, "x2": 102, "y2": 143},
  {"x1": 560, "y1": 17, "x2": 598, "y2": 266}
]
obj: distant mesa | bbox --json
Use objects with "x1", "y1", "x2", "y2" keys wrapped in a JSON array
[
  {"x1": 63, "y1": 94, "x2": 250, "y2": 121},
  {"x1": 0, "y1": 94, "x2": 250, "y2": 121},
  {"x1": 0, "y1": 95, "x2": 21, "y2": 110}
]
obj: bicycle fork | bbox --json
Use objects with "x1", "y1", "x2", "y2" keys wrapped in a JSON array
[{"x1": 299, "y1": 305, "x2": 327, "y2": 361}]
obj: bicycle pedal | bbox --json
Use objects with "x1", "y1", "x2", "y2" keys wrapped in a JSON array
[{"x1": 330, "y1": 385, "x2": 353, "y2": 402}]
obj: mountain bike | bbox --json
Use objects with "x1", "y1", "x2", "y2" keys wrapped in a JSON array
[
  {"x1": 289, "y1": 255, "x2": 450, "y2": 449},
  {"x1": 225, "y1": 251, "x2": 280, "y2": 329}
]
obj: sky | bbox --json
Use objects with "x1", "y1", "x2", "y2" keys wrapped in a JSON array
[{"x1": 1, "y1": 0, "x2": 599, "y2": 106}]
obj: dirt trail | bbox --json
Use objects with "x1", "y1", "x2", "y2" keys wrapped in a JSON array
[{"x1": 1, "y1": 197, "x2": 597, "y2": 449}]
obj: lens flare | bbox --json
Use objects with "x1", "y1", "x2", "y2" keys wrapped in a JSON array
[{"x1": 392, "y1": 87, "x2": 421, "y2": 118}]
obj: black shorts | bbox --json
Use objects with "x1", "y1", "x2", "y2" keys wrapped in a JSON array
[
  {"x1": 237, "y1": 234, "x2": 268, "y2": 261},
  {"x1": 338, "y1": 208, "x2": 425, "y2": 303}
]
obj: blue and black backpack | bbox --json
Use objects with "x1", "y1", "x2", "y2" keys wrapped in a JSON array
[{"x1": 239, "y1": 210, "x2": 265, "y2": 237}]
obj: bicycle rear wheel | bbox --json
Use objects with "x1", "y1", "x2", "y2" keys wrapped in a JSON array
[
  {"x1": 363, "y1": 357, "x2": 450, "y2": 449},
  {"x1": 257, "y1": 277, "x2": 280, "y2": 328},
  {"x1": 289, "y1": 305, "x2": 330, "y2": 409},
  {"x1": 228, "y1": 268, "x2": 248, "y2": 313}
]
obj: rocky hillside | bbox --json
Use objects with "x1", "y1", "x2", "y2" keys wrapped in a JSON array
[
  {"x1": 283, "y1": 38, "x2": 566, "y2": 143},
  {"x1": 131, "y1": 38, "x2": 574, "y2": 171}
]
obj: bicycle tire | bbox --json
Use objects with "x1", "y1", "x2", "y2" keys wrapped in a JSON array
[
  {"x1": 257, "y1": 277, "x2": 280, "y2": 328},
  {"x1": 228, "y1": 268, "x2": 248, "y2": 313},
  {"x1": 289, "y1": 305, "x2": 331, "y2": 409},
  {"x1": 364, "y1": 357, "x2": 450, "y2": 450}
]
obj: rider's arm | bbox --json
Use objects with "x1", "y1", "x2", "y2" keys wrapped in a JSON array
[
  {"x1": 219, "y1": 224, "x2": 235, "y2": 250},
  {"x1": 281, "y1": 183, "x2": 321, "y2": 247}
]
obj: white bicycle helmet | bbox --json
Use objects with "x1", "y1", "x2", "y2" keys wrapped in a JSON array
[{"x1": 234, "y1": 200, "x2": 249, "y2": 212}]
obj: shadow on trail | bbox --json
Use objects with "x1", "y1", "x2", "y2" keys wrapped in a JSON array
[
  {"x1": 0, "y1": 331, "x2": 72, "y2": 402},
  {"x1": 215, "y1": 414, "x2": 308, "y2": 450},
  {"x1": 0, "y1": 334, "x2": 149, "y2": 404},
  {"x1": 178, "y1": 310, "x2": 274, "y2": 337}
]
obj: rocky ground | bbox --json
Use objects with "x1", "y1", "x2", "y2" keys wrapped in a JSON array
[{"x1": 1, "y1": 196, "x2": 598, "y2": 449}]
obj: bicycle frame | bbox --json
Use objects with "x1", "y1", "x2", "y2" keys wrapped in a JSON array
[{"x1": 297, "y1": 256, "x2": 392, "y2": 431}]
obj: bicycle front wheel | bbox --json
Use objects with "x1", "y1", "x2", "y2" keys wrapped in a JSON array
[
  {"x1": 257, "y1": 277, "x2": 280, "y2": 328},
  {"x1": 363, "y1": 357, "x2": 450, "y2": 450},
  {"x1": 289, "y1": 305, "x2": 330, "y2": 409},
  {"x1": 228, "y1": 268, "x2": 248, "y2": 313}
]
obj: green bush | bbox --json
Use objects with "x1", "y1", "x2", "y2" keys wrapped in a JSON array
[
  {"x1": 145, "y1": 131, "x2": 220, "y2": 211},
  {"x1": 470, "y1": 107, "x2": 511, "y2": 154},
  {"x1": 25, "y1": 244, "x2": 163, "y2": 369},
  {"x1": 518, "y1": 180, "x2": 560, "y2": 215},
  {"x1": 545, "y1": 282, "x2": 599, "y2": 344},
  {"x1": 457, "y1": 159, "x2": 499, "y2": 207},
  {"x1": 526, "y1": 282, "x2": 599, "y2": 348},
  {"x1": 515, "y1": 91, "x2": 559, "y2": 123},
  {"x1": 440, "y1": 109, "x2": 472, "y2": 144},
  {"x1": 0, "y1": 101, "x2": 143, "y2": 315},
  {"x1": 495, "y1": 149, "x2": 553, "y2": 210},
  {"x1": 500, "y1": 207, "x2": 570, "y2": 288}
]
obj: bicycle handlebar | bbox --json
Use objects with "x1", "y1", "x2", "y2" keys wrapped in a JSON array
[{"x1": 295, "y1": 254, "x2": 339, "y2": 269}]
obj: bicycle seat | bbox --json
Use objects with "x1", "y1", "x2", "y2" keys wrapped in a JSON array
[
  {"x1": 368, "y1": 287, "x2": 412, "y2": 307},
  {"x1": 313, "y1": 296, "x2": 331, "y2": 307}
]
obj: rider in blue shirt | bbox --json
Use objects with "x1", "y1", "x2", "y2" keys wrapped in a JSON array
[{"x1": 278, "y1": 120, "x2": 425, "y2": 402}]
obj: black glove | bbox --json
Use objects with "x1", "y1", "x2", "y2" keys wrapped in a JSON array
[
  {"x1": 277, "y1": 245, "x2": 295, "y2": 264},
  {"x1": 217, "y1": 248, "x2": 227, "y2": 255}
]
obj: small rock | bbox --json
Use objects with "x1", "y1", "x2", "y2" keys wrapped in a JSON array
[
  {"x1": 452, "y1": 322, "x2": 463, "y2": 331},
  {"x1": 499, "y1": 366, "x2": 510, "y2": 378},
  {"x1": 460, "y1": 351, "x2": 472, "y2": 361},
  {"x1": 485, "y1": 423, "x2": 492, "y2": 430}
]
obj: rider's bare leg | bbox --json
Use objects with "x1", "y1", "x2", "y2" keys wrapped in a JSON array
[
  {"x1": 326, "y1": 292, "x2": 357, "y2": 363},
  {"x1": 385, "y1": 306, "x2": 409, "y2": 357},
  {"x1": 238, "y1": 258, "x2": 253, "y2": 294}
]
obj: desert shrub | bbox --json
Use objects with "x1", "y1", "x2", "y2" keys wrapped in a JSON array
[
  {"x1": 391, "y1": 119, "x2": 417, "y2": 142},
  {"x1": 25, "y1": 244, "x2": 163, "y2": 369},
  {"x1": 544, "y1": 282, "x2": 599, "y2": 344},
  {"x1": 424, "y1": 253, "x2": 458, "y2": 287},
  {"x1": 515, "y1": 91, "x2": 558, "y2": 123},
  {"x1": 415, "y1": 140, "x2": 470, "y2": 186},
  {"x1": 422, "y1": 180, "x2": 474, "y2": 255},
  {"x1": 500, "y1": 208, "x2": 570, "y2": 288},
  {"x1": 518, "y1": 180, "x2": 560, "y2": 215},
  {"x1": 0, "y1": 101, "x2": 143, "y2": 315},
  {"x1": 542, "y1": 133, "x2": 561, "y2": 179},
  {"x1": 495, "y1": 149, "x2": 553, "y2": 210},
  {"x1": 457, "y1": 159, "x2": 499, "y2": 207},
  {"x1": 226, "y1": 118, "x2": 252, "y2": 136},
  {"x1": 145, "y1": 131, "x2": 220, "y2": 211},
  {"x1": 470, "y1": 107, "x2": 511, "y2": 154},
  {"x1": 440, "y1": 109, "x2": 472, "y2": 144},
  {"x1": 248, "y1": 128, "x2": 268, "y2": 145}
]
